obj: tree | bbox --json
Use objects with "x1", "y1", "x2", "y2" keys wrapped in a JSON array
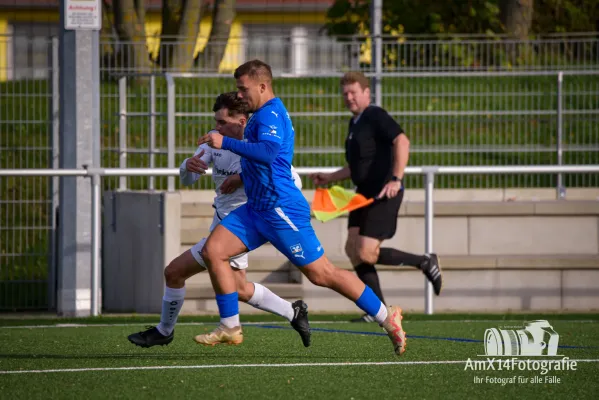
[
  {"x1": 499, "y1": 0, "x2": 534, "y2": 65},
  {"x1": 105, "y1": 0, "x2": 237, "y2": 73},
  {"x1": 325, "y1": 0, "x2": 597, "y2": 36},
  {"x1": 324, "y1": 1, "x2": 503, "y2": 69},
  {"x1": 112, "y1": 0, "x2": 153, "y2": 73},
  {"x1": 324, "y1": 0, "x2": 503, "y2": 37},
  {"x1": 100, "y1": 0, "x2": 116, "y2": 75},
  {"x1": 158, "y1": 0, "x2": 203, "y2": 70},
  {"x1": 501, "y1": 0, "x2": 534, "y2": 40},
  {"x1": 195, "y1": 0, "x2": 236, "y2": 71},
  {"x1": 324, "y1": 0, "x2": 598, "y2": 69},
  {"x1": 532, "y1": 0, "x2": 599, "y2": 33}
]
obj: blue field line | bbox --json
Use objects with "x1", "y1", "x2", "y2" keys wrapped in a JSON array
[{"x1": 254, "y1": 325, "x2": 599, "y2": 350}]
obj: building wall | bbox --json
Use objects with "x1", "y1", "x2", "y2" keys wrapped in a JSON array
[
  {"x1": 0, "y1": 9, "x2": 327, "y2": 80},
  {"x1": 0, "y1": 10, "x2": 59, "y2": 80}
]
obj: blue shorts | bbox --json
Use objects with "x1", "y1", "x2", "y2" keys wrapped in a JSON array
[{"x1": 220, "y1": 203, "x2": 324, "y2": 267}]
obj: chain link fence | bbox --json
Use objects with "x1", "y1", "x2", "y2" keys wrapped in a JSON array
[
  {"x1": 109, "y1": 71, "x2": 598, "y2": 192},
  {"x1": 100, "y1": 34, "x2": 599, "y2": 191},
  {"x1": 1, "y1": 32, "x2": 598, "y2": 310},
  {"x1": 0, "y1": 36, "x2": 58, "y2": 310}
]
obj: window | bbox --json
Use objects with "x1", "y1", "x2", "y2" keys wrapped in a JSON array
[{"x1": 9, "y1": 22, "x2": 59, "y2": 80}]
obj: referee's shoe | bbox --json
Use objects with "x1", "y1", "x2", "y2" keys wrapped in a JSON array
[{"x1": 421, "y1": 253, "x2": 443, "y2": 295}]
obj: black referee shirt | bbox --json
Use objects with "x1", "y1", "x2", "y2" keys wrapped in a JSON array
[{"x1": 344, "y1": 105, "x2": 404, "y2": 198}]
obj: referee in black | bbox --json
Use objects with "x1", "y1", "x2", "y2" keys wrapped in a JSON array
[{"x1": 310, "y1": 71, "x2": 442, "y2": 322}]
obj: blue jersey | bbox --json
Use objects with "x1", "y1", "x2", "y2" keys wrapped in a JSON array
[{"x1": 241, "y1": 97, "x2": 305, "y2": 211}]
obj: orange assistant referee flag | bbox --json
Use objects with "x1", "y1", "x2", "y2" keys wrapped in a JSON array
[{"x1": 311, "y1": 186, "x2": 374, "y2": 222}]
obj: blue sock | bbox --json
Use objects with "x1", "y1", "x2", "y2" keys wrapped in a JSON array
[
  {"x1": 215, "y1": 292, "x2": 239, "y2": 318},
  {"x1": 355, "y1": 286, "x2": 383, "y2": 317}
]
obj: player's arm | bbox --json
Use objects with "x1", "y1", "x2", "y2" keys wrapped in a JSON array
[
  {"x1": 180, "y1": 145, "x2": 211, "y2": 186},
  {"x1": 378, "y1": 109, "x2": 409, "y2": 181},
  {"x1": 221, "y1": 118, "x2": 282, "y2": 164},
  {"x1": 220, "y1": 174, "x2": 243, "y2": 194},
  {"x1": 392, "y1": 132, "x2": 410, "y2": 181},
  {"x1": 198, "y1": 117, "x2": 281, "y2": 164},
  {"x1": 376, "y1": 108, "x2": 409, "y2": 198},
  {"x1": 310, "y1": 165, "x2": 351, "y2": 186},
  {"x1": 330, "y1": 165, "x2": 352, "y2": 181},
  {"x1": 221, "y1": 138, "x2": 280, "y2": 164}
]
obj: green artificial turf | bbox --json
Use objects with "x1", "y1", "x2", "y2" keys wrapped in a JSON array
[{"x1": 0, "y1": 313, "x2": 598, "y2": 399}]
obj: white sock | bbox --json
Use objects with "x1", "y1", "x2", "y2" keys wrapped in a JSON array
[
  {"x1": 247, "y1": 283, "x2": 294, "y2": 321},
  {"x1": 221, "y1": 314, "x2": 240, "y2": 329},
  {"x1": 374, "y1": 303, "x2": 388, "y2": 325},
  {"x1": 156, "y1": 286, "x2": 186, "y2": 336}
]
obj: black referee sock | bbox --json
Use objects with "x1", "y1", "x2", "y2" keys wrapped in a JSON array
[
  {"x1": 354, "y1": 263, "x2": 386, "y2": 305},
  {"x1": 377, "y1": 247, "x2": 427, "y2": 269}
]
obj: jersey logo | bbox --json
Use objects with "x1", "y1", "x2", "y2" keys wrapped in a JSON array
[
  {"x1": 213, "y1": 166, "x2": 238, "y2": 176},
  {"x1": 290, "y1": 243, "x2": 304, "y2": 259},
  {"x1": 261, "y1": 129, "x2": 281, "y2": 139},
  {"x1": 271, "y1": 110, "x2": 279, "y2": 118}
]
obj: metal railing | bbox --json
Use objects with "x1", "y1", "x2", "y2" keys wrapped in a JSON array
[
  {"x1": 110, "y1": 70, "x2": 599, "y2": 194},
  {"x1": 2, "y1": 35, "x2": 598, "y2": 192},
  {"x1": 2, "y1": 33, "x2": 599, "y2": 312},
  {"x1": 2, "y1": 164, "x2": 599, "y2": 316},
  {"x1": 98, "y1": 33, "x2": 599, "y2": 74}
]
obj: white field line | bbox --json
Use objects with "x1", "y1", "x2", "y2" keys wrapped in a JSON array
[
  {"x1": 1, "y1": 320, "x2": 597, "y2": 330},
  {"x1": 0, "y1": 361, "x2": 461, "y2": 375},
  {"x1": 1, "y1": 359, "x2": 599, "y2": 375}
]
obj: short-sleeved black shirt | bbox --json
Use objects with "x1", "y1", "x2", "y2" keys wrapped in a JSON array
[{"x1": 344, "y1": 105, "x2": 404, "y2": 198}]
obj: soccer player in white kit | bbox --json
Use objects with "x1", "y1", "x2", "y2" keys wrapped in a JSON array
[{"x1": 127, "y1": 92, "x2": 310, "y2": 348}]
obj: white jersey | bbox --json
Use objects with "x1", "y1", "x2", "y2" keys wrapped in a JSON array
[
  {"x1": 180, "y1": 144, "x2": 246, "y2": 215},
  {"x1": 179, "y1": 144, "x2": 302, "y2": 215}
]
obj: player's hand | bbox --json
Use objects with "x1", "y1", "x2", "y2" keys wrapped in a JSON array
[
  {"x1": 377, "y1": 180, "x2": 402, "y2": 200},
  {"x1": 197, "y1": 130, "x2": 224, "y2": 149},
  {"x1": 220, "y1": 174, "x2": 243, "y2": 194},
  {"x1": 185, "y1": 150, "x2": 208, "y2": 174},
  {"x1": 310, "y1": 172, "x2": 330, "y2": 186}
]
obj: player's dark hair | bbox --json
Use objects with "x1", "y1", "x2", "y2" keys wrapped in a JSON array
[
  {"x1": 234, "y1": 59, "x2": 273, "y2": 84},
  {"x1": 212, "y1": 92, "x2": 249, "y2": 117},
  {"x1": 340, "y1": 71, "x2": 370, "y2": 90}
]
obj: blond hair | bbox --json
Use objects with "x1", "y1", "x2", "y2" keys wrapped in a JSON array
[{"x1": 340, "y1": 71, "x2": 370, "y2": 90}]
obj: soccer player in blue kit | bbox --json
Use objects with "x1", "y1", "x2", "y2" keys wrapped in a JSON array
[{"x1": 195, "y1": 60, "x2": 407, "y2": 355}]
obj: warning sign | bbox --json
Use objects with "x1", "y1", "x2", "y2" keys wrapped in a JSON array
[{"x1": 65, "y1": 0, "x2": 102, "y2": 30}]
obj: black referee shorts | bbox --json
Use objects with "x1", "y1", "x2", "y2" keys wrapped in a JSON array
[{"x1": 348, "y1": 191, "x2": 404, "y2": 241}]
